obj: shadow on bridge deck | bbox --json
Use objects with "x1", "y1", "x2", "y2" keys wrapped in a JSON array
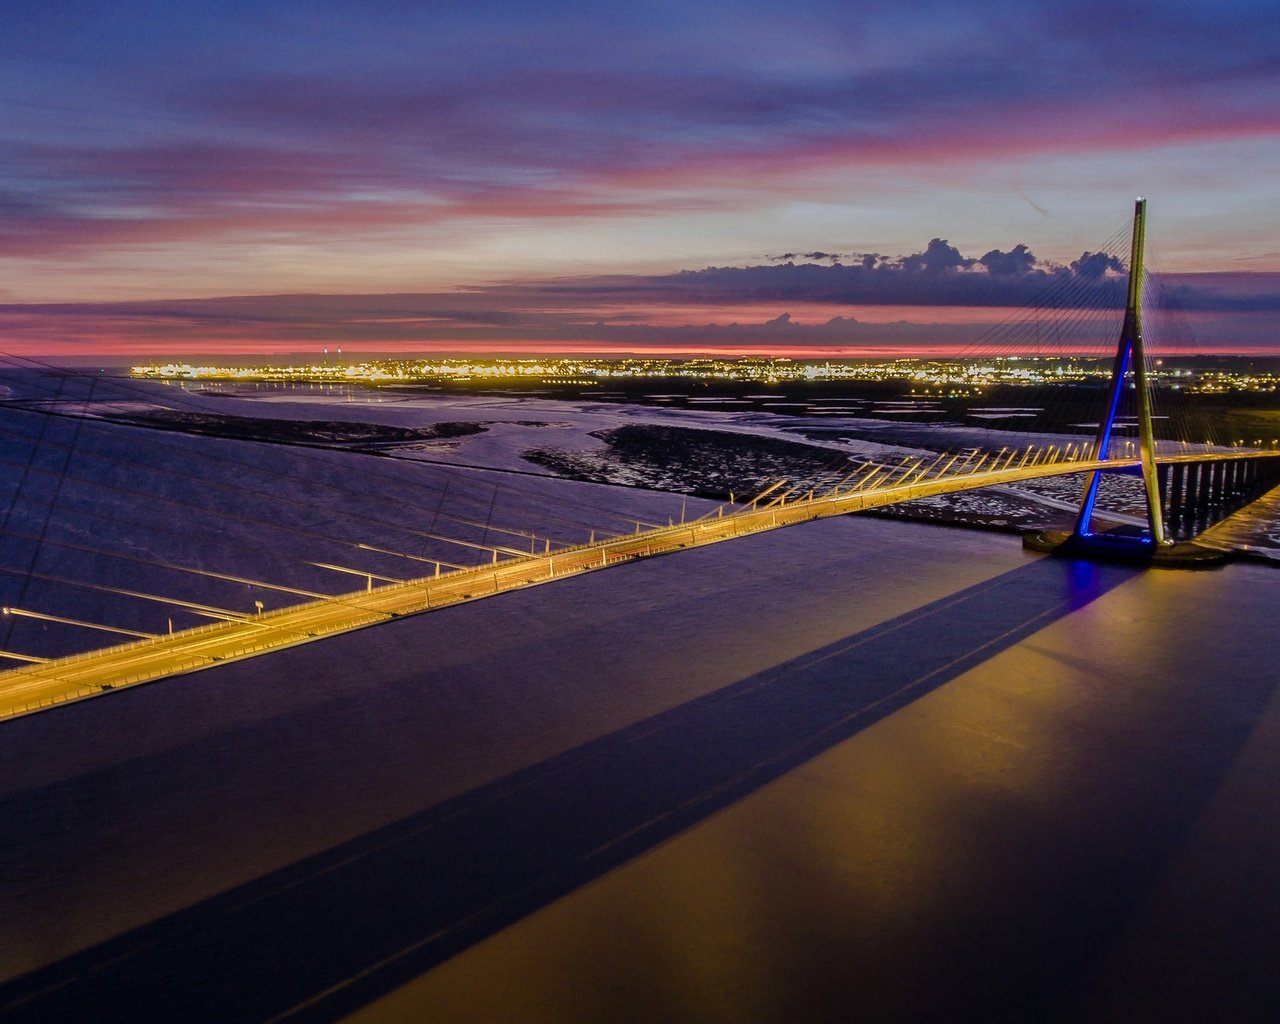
[{"x1": 0, "y1": 554, "x2": 1253, "y2": 1022}]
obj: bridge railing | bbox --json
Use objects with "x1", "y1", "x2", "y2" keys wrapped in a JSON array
[{"x1": 7, "y1": 446, "x2": 1280, "y2": 720}]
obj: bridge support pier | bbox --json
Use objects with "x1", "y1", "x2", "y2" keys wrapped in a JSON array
[{"x1": 1160, "y1": 454, "x2": 1280, "y2": 541}]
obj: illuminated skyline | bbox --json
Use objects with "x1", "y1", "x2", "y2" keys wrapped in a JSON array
[{"x1": 3, "y1": 1, "x2": 1279, "y2": 356}]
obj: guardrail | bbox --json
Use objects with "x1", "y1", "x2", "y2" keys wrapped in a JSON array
[{"x1": 5, "y1": 450, "x2": 1279, "y2": 721}]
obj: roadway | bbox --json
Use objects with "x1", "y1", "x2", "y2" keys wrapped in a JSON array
[{"x1": 1, "y1": 449, "x2": 1275, "y2": 720}]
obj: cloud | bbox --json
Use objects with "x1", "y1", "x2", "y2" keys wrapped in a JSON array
[
  {"x1": 1070, "y1": 251, "x2": 1127, "y2": 281},
  {"x1": 2, "y1": 242, "x2": 1276, "y2": 358},
  {"x1": 1154, "y1": 273, "x2": 1280, "y2": 313},
  {"x1": 3, "y1": 2, "x2": 1279, "y2": 269},
  {"x1": 901, "y1": 239, "x2": 974, "y2": 276},
  {"x1": 980, "y1": 244, "x2": 1036, "y2": 277},
  {"x1": 523, "y1": 239, "x2": 1134, "y2": 309},
  {"x1": 769, "y1": 252, "x2": 850, "y2": 264}
]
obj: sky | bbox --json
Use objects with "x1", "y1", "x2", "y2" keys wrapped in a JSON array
[{"x1": 2, "y1": 0, "x2": 1279, "y2": 359}]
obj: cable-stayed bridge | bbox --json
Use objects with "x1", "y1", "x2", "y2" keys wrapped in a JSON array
[
  {"x1": 2, "y1": 439, "x2": 1279, "y2": 719},
  {"x1": 3, "y1": 199, "x2": 1280, "y2": 720}
]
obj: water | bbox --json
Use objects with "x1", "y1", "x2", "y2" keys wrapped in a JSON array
[
  {"x1": 2, "y1": 517, "x2": 1278, "y2": 1021},
  {"x1": 1, "y1": 376, "x2": 1279, "y2": 1020}
]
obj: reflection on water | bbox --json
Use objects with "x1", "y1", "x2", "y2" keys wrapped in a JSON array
[
  {"x1": 2, "y1": 523, "x2": 1279, "y2": 1021},
  {"x1": 351, "y1": 562, "x2": 1280, "y2": 1024}
]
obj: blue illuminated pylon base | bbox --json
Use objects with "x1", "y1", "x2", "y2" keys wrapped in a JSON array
[
  {"x1": 1071, "y1": 461, "x2": 1159, "y2": 556},
  {"x1": 1022, "y1": 528, "x2": 1229, "y2": 568}
]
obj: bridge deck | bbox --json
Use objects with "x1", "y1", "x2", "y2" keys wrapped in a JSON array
[{"x1": 1, "y1": 451, "x2": 1276, "y2": 720}]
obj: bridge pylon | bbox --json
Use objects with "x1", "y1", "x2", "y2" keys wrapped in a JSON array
[{"x1": 1071, "y1": 197, "x2": 1168, "y2": 549}]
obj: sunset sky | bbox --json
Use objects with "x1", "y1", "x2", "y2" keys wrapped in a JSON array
[{"x1": 3, "y1": 0, "x2": 1279, "y2": 358}]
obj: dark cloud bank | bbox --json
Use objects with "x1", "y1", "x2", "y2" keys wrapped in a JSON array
[
  {"x1": 2, "y1": 239, "x2": 1277, "y2": 355},
  {"x1": 534, "y1": 240, "x2": 1140, "y2": 309}
]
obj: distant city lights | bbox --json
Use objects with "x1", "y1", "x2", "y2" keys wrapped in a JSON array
[{"x1": 131, "y1": 356, "x2": 1280, "y2": 395}]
